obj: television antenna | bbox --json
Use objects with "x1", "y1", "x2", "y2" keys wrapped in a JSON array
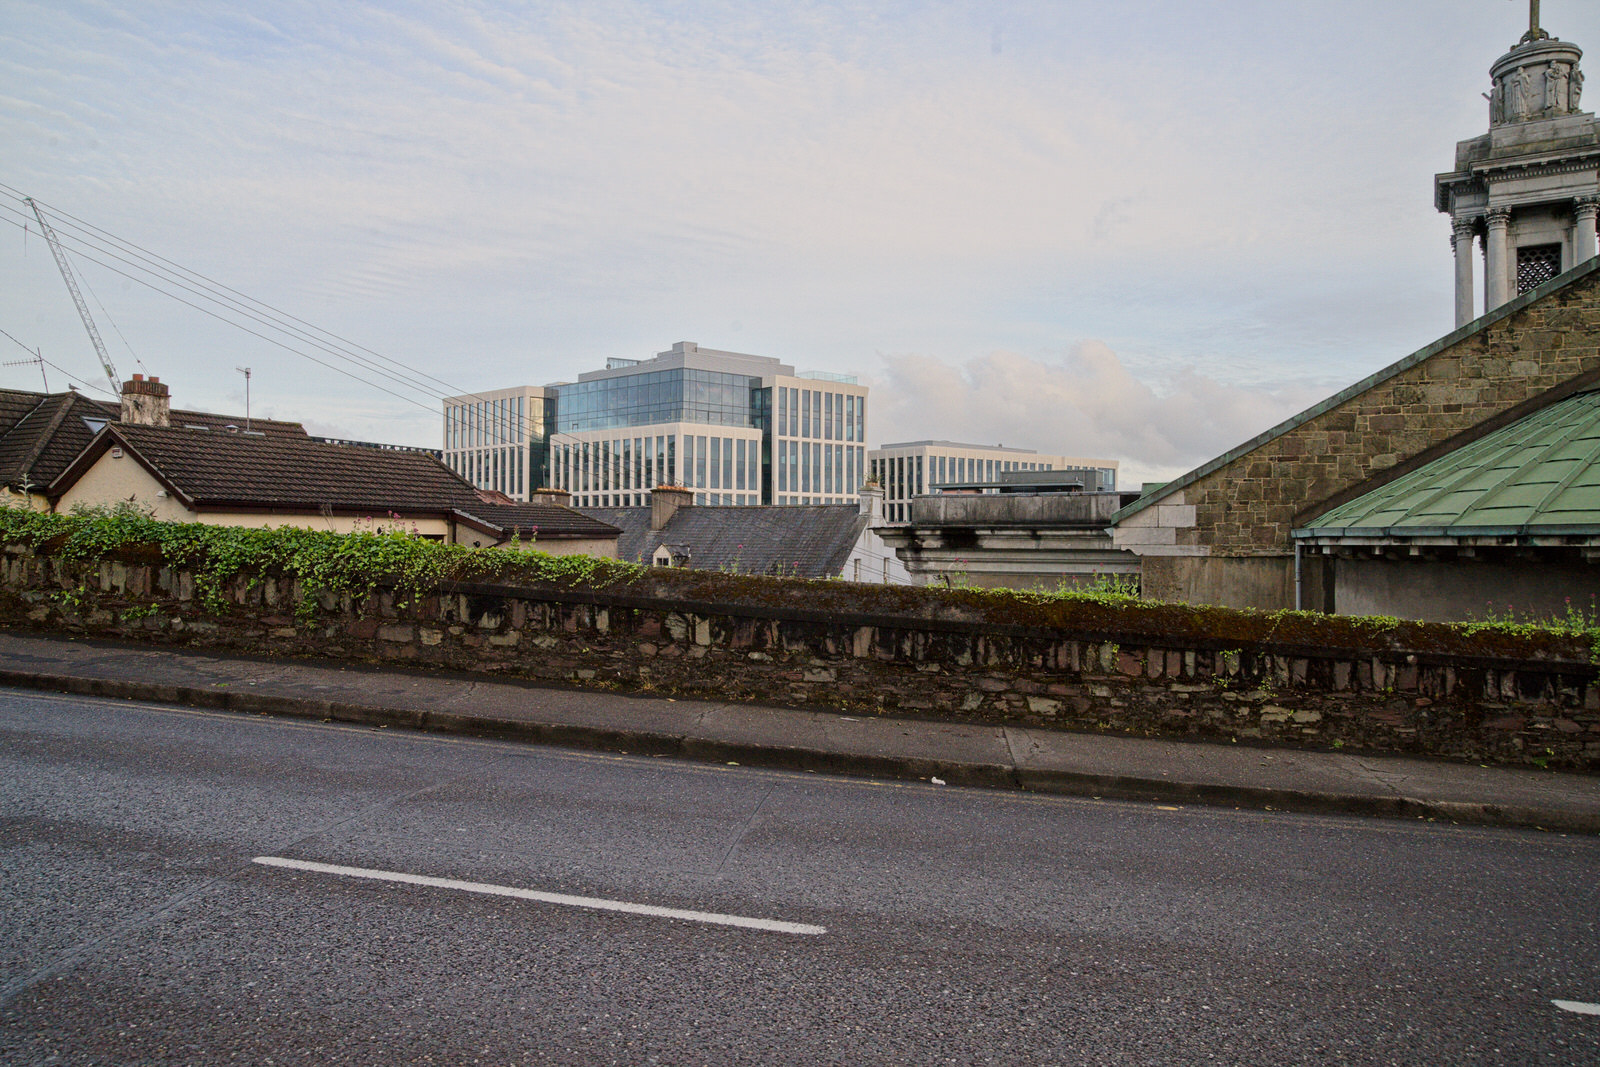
[{"x1": 237, "y1": 366, "x2": 252, "y2": 432}]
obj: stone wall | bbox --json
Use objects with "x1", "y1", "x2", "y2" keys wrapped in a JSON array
[{"x1": 3, "y1": 540, "x2": 1596, "y2": 771}]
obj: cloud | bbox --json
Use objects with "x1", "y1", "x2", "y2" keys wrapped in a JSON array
[
  {"x1": 869, "y1": 342, "x2": 1328, "y2": 485},
  {"x1": 1, "y1": 0, "x2": 1573, "y2": 445}
]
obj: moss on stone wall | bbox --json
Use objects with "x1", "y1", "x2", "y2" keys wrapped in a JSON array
[{"x1": 4, "y1": 506, "x2": 1589, "y2": 667}]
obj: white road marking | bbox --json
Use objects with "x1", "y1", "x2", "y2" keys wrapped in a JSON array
[
  {"x1": 252, "y1": 856, "x2": 826, "y2": 935},
  {"x1": 1554, "y1": 999, "x2": 1600, "y2": 1015}
]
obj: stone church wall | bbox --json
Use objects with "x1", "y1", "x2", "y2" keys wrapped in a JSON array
[{"x1": 1118, "y1": 262, "x2": 1600, "y2": 610}]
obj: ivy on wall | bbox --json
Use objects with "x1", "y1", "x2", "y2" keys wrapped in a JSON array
[
  {"x1": 0, "y1": 504, "x2": 645, "y2": 619},
  {"x1": 0, "y1": 505, "x2": 1593, "y2": 662}
]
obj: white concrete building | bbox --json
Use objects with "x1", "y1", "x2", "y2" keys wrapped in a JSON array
[
  {"x1": 548, "y1": 342, "x2": 869, "y2": 508},
  {"x1": 867, "y1": 441, "x2": 1118, "y2": 524},
  {"x1": 441, "y1": 385, "x2": 553, "y2": 502},
  {"x1": 1437, "y1": 8, "x2": 1600, "y2": 326}
]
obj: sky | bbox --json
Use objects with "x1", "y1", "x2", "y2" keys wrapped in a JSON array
[{"x1": 2, "y1": 1, "x2": 1595, "y2": 485}]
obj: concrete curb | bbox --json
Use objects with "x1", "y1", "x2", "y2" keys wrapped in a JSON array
[{"x1": 2, "y1": 666, "x2": 1594, "y2": 835}]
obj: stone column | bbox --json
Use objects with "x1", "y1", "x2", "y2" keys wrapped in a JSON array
[
  {"x1": 1576, "y1": 197, "x2": 1600, "y2": 265},
  {"x1": 1485, "y1": 207, "x2": 1513, "y2": 311},
  {"x1": 1452, "y1": 218, "x2": 1478, "y2": 327}
]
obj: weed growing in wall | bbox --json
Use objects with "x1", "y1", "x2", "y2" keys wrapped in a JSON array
[
  {"x1": 0, "y1": 505, "x2": 1594, "y2": 664},
  {"x1": 1463, "y1": 595, "x2": 1600, "y2": 661}
]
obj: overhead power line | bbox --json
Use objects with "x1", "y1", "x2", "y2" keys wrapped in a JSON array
[
  {"x1": 0, "y1": 186, "x2": 542, "y2": 432},
  {"x1": 2, "y1": 189, "x2": 891, "y2": 529}
]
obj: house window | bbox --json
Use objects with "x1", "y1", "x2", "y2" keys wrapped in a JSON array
[{"x1": 1517, "y1": 244, "x2": 1562, "y2": 293}]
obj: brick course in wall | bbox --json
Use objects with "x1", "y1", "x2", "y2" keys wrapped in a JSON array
[{"x1": 4, "y1": 542, "x2": 1596, "y2": 771}]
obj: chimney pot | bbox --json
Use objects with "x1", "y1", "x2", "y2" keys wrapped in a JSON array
[{"x1": 120, "y1": 374, "x2": 171, "y2": 426}]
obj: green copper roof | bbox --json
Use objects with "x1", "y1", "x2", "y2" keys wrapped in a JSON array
[{"x1": 1297, "y1": 390, "x2": 1600, "y2": 537}]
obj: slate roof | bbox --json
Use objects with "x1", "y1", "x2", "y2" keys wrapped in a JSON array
[
  {"x1": 0, "y1": 387, "x2": 305, "y2": 494},
  {"x1": 1297, "y1": 390, "x2": 1600, "y2": 539},
  {"x1": 581, "y1": 503, "x2": 868, "y2": 577},
  {"x1": 457, "y1": 502, "x2": 621, "y2": 542}
]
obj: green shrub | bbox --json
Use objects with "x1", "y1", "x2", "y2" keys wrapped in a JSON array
[{"x1": 0, "y1": 504, "x2": 646, "y2": 623}]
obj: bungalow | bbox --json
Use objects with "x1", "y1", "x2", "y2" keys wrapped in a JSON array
[{"x1": 38, "y1": 376, "x2": 618, "y2": 556}]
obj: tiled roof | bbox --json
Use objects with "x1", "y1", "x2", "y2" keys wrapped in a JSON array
[
  {"x1": 65, "y1": 423, "x2": 487, "y2": 513},
  {"x1": 1298, "y1": 390, "x2": 1600, "y2": 537},
  {"x1": 83, "y1": 396, "x2": 307, "y2": 438},
  {"x1": 582, "y1": 504, "x2": 868, "y2": 577},
  {"x1": 0, "y1": 386, "x2": 306, "y2": 494},
  {"x1": 459, "y1": 501, "x2": 621, "y2": 541},
  {"x1": 51, "y1": 423, "x2": 617, "y2": 542},
  {"x1": 0, "y1": 389, "x2": 46, "y2": 438},
  {"x1": 0, "y1": 391, "x2": 103, "y2": 491}
]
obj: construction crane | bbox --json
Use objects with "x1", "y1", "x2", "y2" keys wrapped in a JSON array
[{"x1": 25, "y1": 198, "x2": 121, "y2": 397}]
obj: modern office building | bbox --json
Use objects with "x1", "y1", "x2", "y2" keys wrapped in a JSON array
[
  {"x1": 443, "y1": 343, "x2": 868, "y2": 507},
  {"x1": 868, "y1": 441, "x2": 1118, "y2": 524},
  {"x1": 441, "y1": 385, "x2": 554, "y2": 502}
]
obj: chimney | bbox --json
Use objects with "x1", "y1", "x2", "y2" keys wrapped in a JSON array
[
  {"x1": 531, "y1": 487, "x2": 573, "y2": 507},
  {"x1": 858, "y1": 481, "x2": 885, "y2": 522},
  {"x1": 650, "y1": 485, "x2": 693, "y2": 531},
  {"x1": 120, "y1": 374, "x2": 170, "y2": 427}
]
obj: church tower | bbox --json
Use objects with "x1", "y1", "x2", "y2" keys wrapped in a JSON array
[{"x1": 1436, "y1": 2, "x2": 1600, "y2": 327}]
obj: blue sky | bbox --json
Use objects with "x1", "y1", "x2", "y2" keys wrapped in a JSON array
[{"x1": 2, "y1": 1, "x2": 1594, "y2": 483}]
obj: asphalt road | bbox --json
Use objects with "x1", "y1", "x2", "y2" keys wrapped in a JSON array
[{"x1": 3, "y1": 688, "x2": 1598, "y2": 1065}]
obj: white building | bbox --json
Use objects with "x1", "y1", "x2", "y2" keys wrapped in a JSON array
[
  {"x1": 868, "y1": 441, "x2": 1118, "y2": 524},
  {"x1": 441, "y1": 385, "x2": 552, "y2": 502},
  {"x1": 548, "y1": 342, "x2": 869, "y2": 508},
  {"x1": 1436, "y1": 11, "x2": 1599, "y2": 326}
]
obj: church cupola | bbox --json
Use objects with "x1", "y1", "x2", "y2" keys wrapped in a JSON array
[{"x1": 1436, "y1": 1, "x2": 1600, "y2": 326}]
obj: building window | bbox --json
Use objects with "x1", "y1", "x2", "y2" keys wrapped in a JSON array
[{"x1": 1517, "y1": 244, "x2": 1562, "y2": 293}]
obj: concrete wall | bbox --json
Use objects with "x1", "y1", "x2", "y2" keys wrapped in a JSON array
[
  {"x1": 882, "y1": 491, "x2": 1139, "y2": 591},
  {"x1": 1140, "y1": 555, "x2": 1335, "y2": 614},
  {"x1": 55, "y1": 451, "x2": 194, "y2": 523},
  {"x1": 3, "y1": 539, "x2": 1594, "y2": 770},
  {"x1": 911, "y1": 490, "x2": 1127, "y2": 527},
  {"x1": 1334, "y1": 558, "x2": 1600, "y2": 622},
  {"x1": 489, "y1": 535, "x2": 619, "y2": 559}
]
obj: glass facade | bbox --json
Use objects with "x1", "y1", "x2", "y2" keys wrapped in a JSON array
[
  {"x1": 450, "y1": 347, "x2": 866, "y2": 508},
  {"x1": 557, "y1": 369, "x2": 764, "y2": 432}
]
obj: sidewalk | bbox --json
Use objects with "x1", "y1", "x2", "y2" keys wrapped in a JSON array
[{"x1": 1, "y1": 629, "x2": 1595, "y2": 833}]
